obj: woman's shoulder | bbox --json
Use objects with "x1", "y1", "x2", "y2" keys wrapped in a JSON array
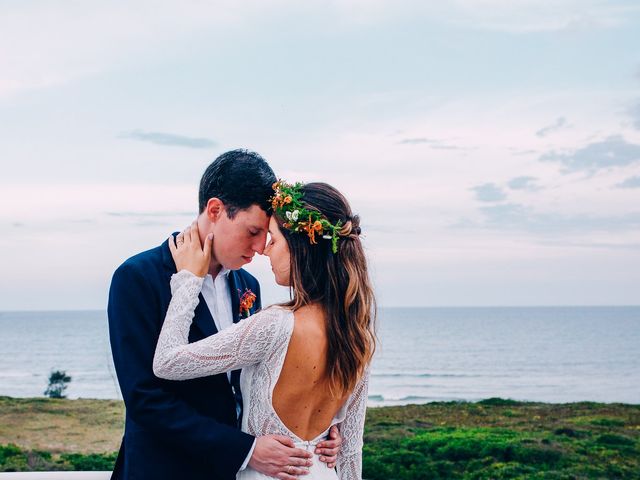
[{"x1": 252, "y1": 305, "x2": 295, "y2": 325}]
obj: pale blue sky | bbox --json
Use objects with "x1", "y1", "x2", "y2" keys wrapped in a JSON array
[{"x1": 1, "y1": 0, "x2": 639, "y2": 309}]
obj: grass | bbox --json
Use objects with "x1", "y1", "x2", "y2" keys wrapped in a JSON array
[{"x1": 1, "y1": 396, "x2": 639, "y2": 478}]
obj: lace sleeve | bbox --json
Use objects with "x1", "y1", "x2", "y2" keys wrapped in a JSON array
[
  {"x1": 336, "y1": 369, "x2": 369, "y2": 480},
  {"x1": 153, "y1": 270, "x2": 291, "y2": 381}
]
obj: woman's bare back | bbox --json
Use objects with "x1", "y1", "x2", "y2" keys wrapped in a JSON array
[{"x1": 272, "y1": 304, "x2": 349, "y2": 441}]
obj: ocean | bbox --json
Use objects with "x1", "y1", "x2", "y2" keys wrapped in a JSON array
[{"x1": 0, "y1": 307, "x2": 638, "y2": 406}]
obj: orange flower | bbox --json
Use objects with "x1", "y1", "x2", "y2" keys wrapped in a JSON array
[
  {"x1": 313, "y1": 220, "x2": 323, "y2": 232},
  {"x1": 271, "y1": 194, "x2": 284, "y2": 211},
  {"x1": 284, "y1": 195, "x2": 292, "y2": 204},
  {"x1": 239, "y1": 289, "x2": 257, "y2": 317}
]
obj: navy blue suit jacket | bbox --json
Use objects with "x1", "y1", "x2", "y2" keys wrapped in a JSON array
[{"x1": 108, "y1": 237, "x2": 260, "y2": 480}]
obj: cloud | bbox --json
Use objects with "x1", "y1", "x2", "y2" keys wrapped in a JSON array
[
  {"x1": 106, "y1": 211, "x2": 194, "y2": 218},
  {"x1": 119, "y1": 130, "x2": 217, "y2": 149},
  {"x1": 615, "y1": 176, "x2": 640, "y2": 189},
  {"x1": 397, "y1": 137, "x2": 435, "y2": 145},
  {"x1": 397, "y1": 137, "x2": 469, "y2": 150},
  {"x1": 507, "y1": 176, "x2": 541, "y2": 191},
  {"x1": 472, "y1": 183, "x2": 507, "y2": 202},
  {"x1": 629, "y1": 101, "x2": 640, "y2": 130},
  {"x1": 539, "y1": 135, "x2": 640, "y2": 173},
  {"x1": 0, "y1": 1, "x2": 274, "y2": 98},
  {"x1": 441, "y1": 0, "x2": 640, "y2": 33},
  {"x1": 509, "y1": 148, "x2": 538, "y2": 156},
  {"x1": 536, "y1": 117, "x2": 569, "y2": 137},
  {"x1": 474, "y1": 203, "x2": 640, "y2": 234},
  {"x1": 537, "y1": 239, "x2": 640, "y2": 250}
]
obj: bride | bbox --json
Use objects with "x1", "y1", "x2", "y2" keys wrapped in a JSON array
[{"x1": 153, "y1": 181, "x2": 376, "y2": 479}]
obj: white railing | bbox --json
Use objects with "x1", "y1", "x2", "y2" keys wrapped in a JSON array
[{"x1": 0, "y1": 473, "x2": 111, "y2": 479}]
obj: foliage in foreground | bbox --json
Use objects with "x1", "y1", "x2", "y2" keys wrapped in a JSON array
[
  {"x1": 1, "y1": 397, "x2": 639, "y2": 478},
  {"x1": 0, "y1": 444, "x2": 115, "y2": 472},
  {"x1": 362, "y1": 399, "x2": 640, "y2": 479}
]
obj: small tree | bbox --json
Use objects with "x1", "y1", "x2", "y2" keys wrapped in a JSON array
[{"x1": 44, "y1": 370, "x2": 71, "y2": 398}]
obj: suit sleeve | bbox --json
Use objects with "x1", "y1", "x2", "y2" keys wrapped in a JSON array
[{"x1": 108, "y1": 261, "x2": 255, "y2": 476}]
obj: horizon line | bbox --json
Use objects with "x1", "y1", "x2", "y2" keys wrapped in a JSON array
[{"x1": 1, "y1": 304, "x2": 639, "y2": 313}]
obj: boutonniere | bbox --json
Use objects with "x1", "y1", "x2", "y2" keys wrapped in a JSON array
[{"x1": 238, "y1": 288, "x2": 257, "y2": 318}]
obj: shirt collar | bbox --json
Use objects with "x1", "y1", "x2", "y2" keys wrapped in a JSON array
[{"x1": 207, "y1": 266, "x2": 230, "y2": 281}]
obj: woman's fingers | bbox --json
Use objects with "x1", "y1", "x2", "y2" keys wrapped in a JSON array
[
  {"x1": 203, "y1": 233, "x2": 213, "y2": 260},
  {"x1": 168, "y1": 236, "x2": 176, "y2": 254},
  {"x1": 190, "y1": 221, "x2": 202, "y2": 250},
  {"x1": 183, "y1": 225, "x2": 192, "y2": 244}
]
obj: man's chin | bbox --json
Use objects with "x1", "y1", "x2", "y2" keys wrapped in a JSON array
[{"x1": 226, "y1": 256, "x2": 252, "y2": 270}]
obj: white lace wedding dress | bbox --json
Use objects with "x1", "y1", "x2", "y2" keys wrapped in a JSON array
[{"x1": 153, "y1": 270, "x2": 368, "y2": 480}]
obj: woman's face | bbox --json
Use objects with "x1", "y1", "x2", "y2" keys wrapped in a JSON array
[{"x1": 264, "y1": 216, "x2": 291, "y2": 286}]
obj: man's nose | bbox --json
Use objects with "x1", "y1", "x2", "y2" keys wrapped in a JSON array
[{"x1": 253, "y1": 234, "x2": 267, "y2": 254}]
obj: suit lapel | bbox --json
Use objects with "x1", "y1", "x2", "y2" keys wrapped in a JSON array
[
  {"x1": 228, "y1": 272, "x2": 241, "y2": 324},
  {"x1": 193, "y1": 292, "x2": 218, "y2": 337},
  {"x1": 162, "y1": 234, "x2": 218, "y2": 337}
]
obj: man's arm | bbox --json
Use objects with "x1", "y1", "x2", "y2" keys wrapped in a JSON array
[{"x1": 108, "y1": 261, "x2": 254, "y2": 477}]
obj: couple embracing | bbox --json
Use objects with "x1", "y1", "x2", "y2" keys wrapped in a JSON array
[{"x1": 108, "y1": 150, "x2": 376, "y2": 480}]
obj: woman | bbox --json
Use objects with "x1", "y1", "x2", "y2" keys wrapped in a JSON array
[{"x1": 153, "y1": 181, "x2": 376, "y2": 480}]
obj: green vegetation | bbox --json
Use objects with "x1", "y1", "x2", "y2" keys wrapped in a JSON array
[
  {"x1": 363, "y1": 399, "x2": 640, "y2": 479},
  {"x1": 1, "y1": 396, "x2": 639, "y2": 478},
  {"x1": 0, "y1": 444, "x2": 115, "y2": 472},
  {"x1": 44, "y1": 370, "x2": 72, "y2": 399}
]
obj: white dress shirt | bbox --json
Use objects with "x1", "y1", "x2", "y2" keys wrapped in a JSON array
[{"x1": 200, "y1": 267, "x2": 256, "y2": 472}]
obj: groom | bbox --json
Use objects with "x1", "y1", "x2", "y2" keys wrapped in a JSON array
[{"x1": 108, "y1": 150, "x2": 340, "y2": 480}]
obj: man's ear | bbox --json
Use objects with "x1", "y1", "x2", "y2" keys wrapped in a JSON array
[{"x1": 205, "y1": 198, "x2": 225, "y2": 223}]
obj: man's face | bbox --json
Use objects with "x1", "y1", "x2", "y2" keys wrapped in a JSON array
[{"x1": 210, "y1": 204, "x2": 270, "y2": 270}]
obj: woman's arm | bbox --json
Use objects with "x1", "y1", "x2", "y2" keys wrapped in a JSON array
[
  {"x1": 153, "y1": 269, "x2": 290, "y2": 380},
  {"x1": 335, "y1": 370, "x2": 370, "y2": 480}
]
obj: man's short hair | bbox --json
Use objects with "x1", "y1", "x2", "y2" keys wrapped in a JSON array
[{"x1": 198, "y1": 149, "x2": 277, "y2": 218}]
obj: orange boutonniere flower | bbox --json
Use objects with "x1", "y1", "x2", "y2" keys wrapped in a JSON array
[{"x1": 238, "y1": 289, "x2": 257, "y2": 318}]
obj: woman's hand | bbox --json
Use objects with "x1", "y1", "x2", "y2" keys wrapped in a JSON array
[{"x1": 168, "y1": 221, "x2": 213, "y2": 278}]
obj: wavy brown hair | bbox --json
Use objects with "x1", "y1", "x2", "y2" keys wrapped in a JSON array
[{"x1": 276, "y1": 182, "x2": 377, "y2": 397}]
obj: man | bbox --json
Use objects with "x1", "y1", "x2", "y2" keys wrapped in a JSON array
[{"x1": 108, "y1": 150, "x2": 340, "y2": 480}]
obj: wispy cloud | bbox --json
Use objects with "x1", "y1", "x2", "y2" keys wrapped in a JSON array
[
  {"x1": 106, "y1": 211, "x2": 194, "y2": 218},
  {"x1": 472, "y1": 183, "x2": 507, "y2": 202},
  {"x1": 119, "y1": 130, "x2": 217, "y2": 149},
  {"x1": 509, "y1": 148, "x2": 538, "y2": 156},
  {"x1": 536, "y1": 117, "x2": 569, "y2": 137},
  {"x1": 629, "y1": 101, "x2": 640, "y2": 130},
  {"x1": 507, "y1": 176, "x2": 541, "y2": 191},
  {"x1": 615, "y1": 176, "x2": 640, "y2": 189},
  {"x1": 397, "y1": 137, "x2": 469, "y2": 150},
  {"x1": 397, "y1": 137, "x2": 435, "y2": 145},
  {"x1": 539, "y1": 135, "x2": 640, "y2": 174},
  {"x1": 441, "y1": 0, "x2": 640, "y2": 33},
  {"x1": 475, "y1": 203, "x2": 640, "y2": 234}
]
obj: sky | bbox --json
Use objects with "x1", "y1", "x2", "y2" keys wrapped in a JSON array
[{"x1": 1, "y1": 0, "x2": 639, "y2": 309}]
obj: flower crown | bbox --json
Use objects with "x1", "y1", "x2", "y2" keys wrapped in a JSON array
[{"x1": 270, "y1": 180, "x2": 343, "y2": 253}]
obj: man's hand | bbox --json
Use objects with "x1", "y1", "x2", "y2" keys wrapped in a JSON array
[
  {"x1": 315, "y1": 425, "x2": 342, "y2": 469},
  {"x1": 249, "y1": 435, "x2": 313, "y2": 480}
]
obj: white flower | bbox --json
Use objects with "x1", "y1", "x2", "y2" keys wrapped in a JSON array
[
  {"x1": 285, "y1": 211, "x2": 292, "y2": 220},
  {"x1": 291, "y1": 210, "x2": 299, "y2": 221},
  {"x1": 322, "y1": 234, "x2": 332, "y2": 239}
]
